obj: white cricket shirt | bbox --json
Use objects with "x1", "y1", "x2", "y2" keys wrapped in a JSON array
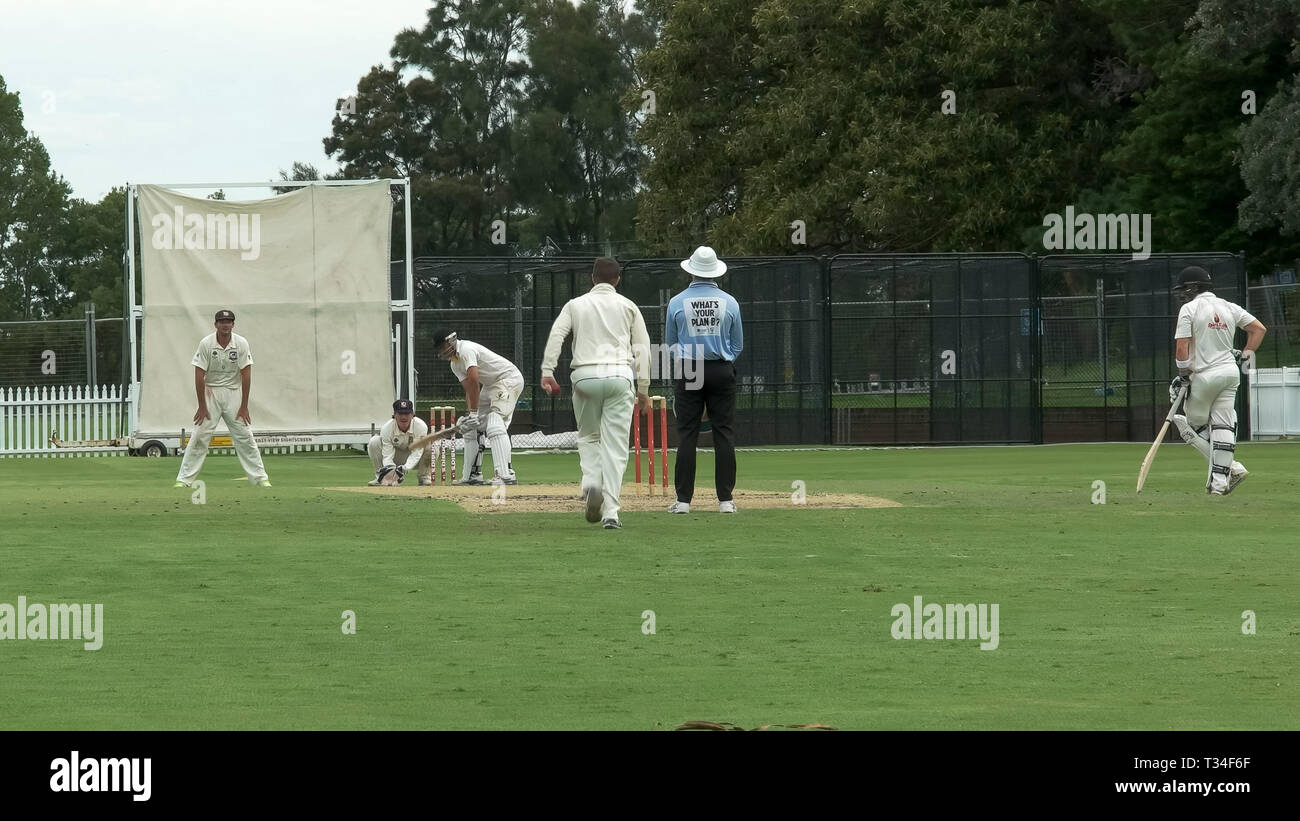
[
  {"x1": 449, "y1": 340, "x2": 523, "y2": 387},
  {"x1": 379, "y1": 416, "x2": 430, "y2": 468},
  {"x1": 192, "y1": 332, "x2": 253, "y2": 390},
  {"x1": 540, "y1": 283, "x2": 652, "y2": 394},
  {"x1": 1174, "y1": 292, "x2": 1257, "y2": 372}
]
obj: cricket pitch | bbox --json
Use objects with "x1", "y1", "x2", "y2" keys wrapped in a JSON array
[{"x1": 324, "y1": 482, "x2": 901, "y2": 513}]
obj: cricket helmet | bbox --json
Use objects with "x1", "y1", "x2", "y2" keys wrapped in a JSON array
[
  {"x1": 1175, "y1": 266, "x2": 1212, "y2": 303},
  {"x1": 430, "y1": 328, "x2": 458, "y2": 360}
]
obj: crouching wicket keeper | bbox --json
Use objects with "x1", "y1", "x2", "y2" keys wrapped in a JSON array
[{"x1": 368, "y1": 399, "x2": 432, "y2": 486}]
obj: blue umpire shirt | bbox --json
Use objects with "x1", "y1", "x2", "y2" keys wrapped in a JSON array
[{"x1": 665, "y1": 280, "x2": 743, "y2": 363}]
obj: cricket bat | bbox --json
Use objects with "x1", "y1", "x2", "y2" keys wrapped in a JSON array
[
  {"x1": 1136, "y1": 384, "x2": 1188, "y2": 493},
  {"x1": 407, "y1": 425, "x2": 459, "y2": 451}
]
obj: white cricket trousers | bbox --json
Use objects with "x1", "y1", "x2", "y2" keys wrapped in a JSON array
[
  {"x1": 572, "y1": 375, "x2": 634, "y2": 521},
  {"x1": 176, "y1": 386, "x2": 268, "y2": 484},
  {"x1": 1173, "y1": 362, "x2": 1242, "y2": 492}
]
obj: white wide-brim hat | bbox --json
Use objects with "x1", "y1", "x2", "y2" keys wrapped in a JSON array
[{"x1": 680, "y1": 246, "x2": 727, "y2": 278}]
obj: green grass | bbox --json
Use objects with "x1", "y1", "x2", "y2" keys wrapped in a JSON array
[{"x1": 1, "y1": 442, "x2": 1297, "y2": 730}]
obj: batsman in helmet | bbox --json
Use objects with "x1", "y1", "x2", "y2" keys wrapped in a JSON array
[
  {"x1": 1168, "y1": 266, "x2": 1267, "y2": 494},
  {"x1": 430, "y1": 329, "x2": 525, "y2": 485}
]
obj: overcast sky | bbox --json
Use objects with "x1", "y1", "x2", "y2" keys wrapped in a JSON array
[{"x1": 1, "y1": 0, "x2": 434, "y2": 201}]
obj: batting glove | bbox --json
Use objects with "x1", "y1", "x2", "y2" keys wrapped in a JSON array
[
  {"x1": 377, "y1": 465, "x2": 397, "y2": 481},
  {"x1": 1168, "y1": 375, "x2": 1190, "y2": 405},
  {"x1": 459, "y1": 411, "x2": 480, "y2": 432},
  {"x1": 395, "y1": 466, "x2": 406, "y2": 484}
]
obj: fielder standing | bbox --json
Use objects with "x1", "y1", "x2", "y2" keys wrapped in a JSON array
[
  {"x1": 430, "y1": 329, "x2": 524, "y2": 485},
  {"x1": 1169, "y1": 266, "x2": 1266, "y2": 494},
  {"x1": 540, "y1": 257, "x2": 652, "y2": 529},
  {"x1": 174, "y1": 309, "x2": 270, "y2": 487},
  {"x1": 367, "y1": 398, "x2": 432, "y2": 486},
  {"x1": 665, "y1": 247, "x2": 743, "y2": 514}
]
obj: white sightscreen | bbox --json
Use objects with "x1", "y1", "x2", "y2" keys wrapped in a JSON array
[{"x1": 135, "y1": 182, "x2": 394, "y2": 434}]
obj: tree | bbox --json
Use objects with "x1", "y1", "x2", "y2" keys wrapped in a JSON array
[
  {"x1": 325, "y1": 1, "x2": 529, "y2": 256},
  {"x1": 271, "y1": 161, "x2": 326, "y2": 195},
  {"x1": 634, "y1": 0, "x2": 1122, "y2": 255},
  {"x1": 0, "y1": 74, "x2": 72, "y2": 319},
  {"x1": 510, "y1": 0, "x2": 642, "y2": 250},
  {"x1": 1189, "y1": 0, "x2": 1300, "y2": 243},
  {"x1": 1075, "y1": 0, "x2": 1300, "y2": 270},
  {"x1": 55, "y1": 188, "x2": 127, "y2": 319}
]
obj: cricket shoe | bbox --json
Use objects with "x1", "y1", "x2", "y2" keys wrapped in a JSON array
[
  {"x1": 1224, "y1": 468, "x2": 1249, "y2": 495},
  {"x1": 367, "y1": 474, "x2": 382, "y2": 486},
  {"x1": 256, "y1": 479, "x2": 272, "y2": 488},
  {"x1": 719, "y1": 500, "x2": 737, "y2": 514},
  {"x1": 492, "y1": 475, "x2": 518, "y2": 486},
  {"x1": 418, "y1": 475, "x2": 432, "y2": 486},
  {"x1": 584, "y1": 485, "x2": 604, "y2": 523},
  {"x1": 667, "y1": 501, "x2": 690, "y2": 514},
  {"x1": 172, "y1": 481, "x2": 190, "y2": 488},
  {"x1": 602, "y1": 518, "x2": 622, "y2": 530},
  {"x1": 455, "y1": 475, "x2": 485, "y2": 486}
]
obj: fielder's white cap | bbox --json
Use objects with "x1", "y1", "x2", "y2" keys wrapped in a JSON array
[{"x1": 680, "y1": 246, "x2": 727, "y2": 278}]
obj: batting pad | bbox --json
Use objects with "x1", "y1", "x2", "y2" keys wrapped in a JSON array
[{"x1": 135, "y1": 182, "x2": 393, "y2": 435}]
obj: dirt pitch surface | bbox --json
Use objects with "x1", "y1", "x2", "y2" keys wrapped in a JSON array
[{"x1": 325, "y1": 482, "x2": 901, "y2": 513}]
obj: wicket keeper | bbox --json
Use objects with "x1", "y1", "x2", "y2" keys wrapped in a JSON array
[{"x1": 368, "y1": 398, "x2": 432, "y2": 486}]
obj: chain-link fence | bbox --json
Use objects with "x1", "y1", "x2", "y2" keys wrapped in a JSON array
[
  {"x1": 0, "y1": 314, "x2": 126, "y2": 388},
  {"x1": 409, "y1": 256, "x2": 827, "y2": 448},
  {"x1": 1038, "y1": 254, "x2": 1247, "y2": 443},
  {"x1": 1247, "y1": 272, "x2": 1300, "y2": 369},
  {"x1": 828, "y1": 254, "x2": 1037, "y2": 445},
  {"x1": 405, "y1": 252, "x2": 1250, "y2": 446},
  {"x1": 6, "y1": 254, "x2": 1255, "y2": 446}
]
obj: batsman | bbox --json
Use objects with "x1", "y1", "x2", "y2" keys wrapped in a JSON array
[
  {"x1": 430, "y1": 329, "x2": 524, "y2": 485},
  {"x1": 1168, "y1": 266, "x2": 1266, "y2": 495}
]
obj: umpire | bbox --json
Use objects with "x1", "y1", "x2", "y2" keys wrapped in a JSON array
[{"x1": 666, "y1": 247, "x2": 743, "y2": 514}]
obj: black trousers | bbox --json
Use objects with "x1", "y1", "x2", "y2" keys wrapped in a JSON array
[{"x1": 673, "y1": 359, "x2": 737, "y2": 503}]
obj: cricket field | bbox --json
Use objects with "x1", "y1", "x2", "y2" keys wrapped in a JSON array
[{"x1": 1, "y1": 442, "x2": 1296, "y2": 730}]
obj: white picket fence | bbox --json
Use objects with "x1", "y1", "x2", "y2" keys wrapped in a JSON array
[
  {"x1": 0, "y1": 385, "x2": 129, "y2": 457},
  {"x1": 1250, "y1": 367, "x2": 1300, "y2": 437}
]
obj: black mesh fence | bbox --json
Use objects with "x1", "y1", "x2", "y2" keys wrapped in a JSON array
[
  {"x1": 1038, "y1": 253, "x2": 1247, "y2": 443},
  {"x1": 620, "y1": 257, "x2": 827, "y2": 446},
  {"x1": 828, "y1": 254, "x2": 1037, "y2": 444},
  {"x1": 404, "y1": 252, "x2": 1248, "y2": 445},
  {"x1": 408, "y1": 256, "x2": 826, "y2": 447},
  {"x1": 410, "y1": 257, "x2": 591, "y2": 444},
  {"x1": 5, "y1": 254, "x2": 1249, "y2": 445},
  {"x1": 1247, "y1": 269, "x2": 1300, "y2": 369}
]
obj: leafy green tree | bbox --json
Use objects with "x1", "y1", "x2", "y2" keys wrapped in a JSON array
[
  {"x1": 1189, "y1": 0, "x2": 1300, "y2": 244},
  {"x1": 56, "y1": 188, "x2": 127, "y2": 319},
  {"x1": 510, "y1": 0, "x2": 642, "y2": 250},
  {"x1": 325, "y1": 1, "x2": 528, "y2": 256},
  {"x1": 635, "y1": 0, "x2": 1121, "y2": 255},
  {"x1": 1076, "y1": 0, "x2": 1300, "y2": 270},
  {"x1": 271, "y1": 161, "x2": 328, "y2": 195},
  {"x1": 0, "y1": 74, "x2": 72, "y2": 319}
]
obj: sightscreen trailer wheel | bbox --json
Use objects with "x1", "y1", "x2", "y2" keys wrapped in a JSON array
[{"x1": 140, "y1": 440, "x2": 167, "y2": 458}]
